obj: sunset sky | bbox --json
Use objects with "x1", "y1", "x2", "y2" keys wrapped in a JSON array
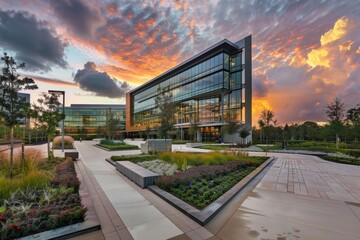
[{"x1": 0, "y1": 0, "x2": 359, "y2": 125}]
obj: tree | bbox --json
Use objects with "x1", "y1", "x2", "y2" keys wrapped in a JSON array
[
  {"x1": 105, "y1": 108, "x2": 117, "y2": 140},
  {"x1": 346, "y1": 104, "x2": 360, "y2": 141},
  {"x1": 145, "y1": 125, "x2": 151, "y2": 139},
  {"x1": 325, "y1": 98, "x2": 345, "y2": 148},
  {"x1": 303, "y1": 121, "x2": 319, "y2": 141},
  {"x1": 258, "y1": 109, "x2": 275, "y2": 143},
  {"x1": 222, "y1": 114, "x2": 240, "y2": 145},
  {"x1": 239, "y1": 126, "x2": 250, "y2": 144},
  {"x1": 188, "y1": 121, "x2": 199, "y2": 142},
  {"x1": 155, "y1": 87, "x2": 177, "y2": 138},
  {"x1": 31, "y1": 93, "x2": 63, "y2": 161},
  {"x1": 0, "y1": 53, "x2": 38, "y2": 177}
]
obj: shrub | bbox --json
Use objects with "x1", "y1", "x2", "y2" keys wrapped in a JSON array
[
  {"x1": 155, "y1": 160, "x2": 256, "y2": 190},
  {"x1": 111, "y1": 154, "x2": 158, "y2": 163},
  {"x1": 155, "y1": 161, "x2": 260, "y2": 209},
  {"x1": 50, "y1": 158, "x2": 80, "y2": 191},
  {"x1": 158, "y1": 152, "x2": 261, "y2": 170},
  {"x1": 53, "y1": 136, "x2": 74, "y2": 149},
  {"x1": 99, "y1": 143, "x2": 138, "y2": 150},
  {"x1": 100, "y1": 139, "x2": 124, "y2": 145},
  {"x1": 19, "y1": 171, "x2": 50, "y2": 191}
]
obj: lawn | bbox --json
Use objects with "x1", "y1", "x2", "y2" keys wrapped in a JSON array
[
  {"x1": 0, "y1": 149, "x2": 86, "y2": 239},
  {"x1": 154, "y1": 152, "x2": 267, "y2": 209}
]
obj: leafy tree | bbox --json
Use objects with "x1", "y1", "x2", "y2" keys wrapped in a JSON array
[
  {"x1": 0, "y1": 53, "x2": 37, "y2": 177},
  {"x1": 31, "y1": 92, "x2": 63, "y2": 161},
  {"x1": 145, "y1": 125, "x2": 151, "y2": 139},
  {"x1": 223, "y1": 114, "x2": 240, "y2": 145},
  {"x1": 303, "y1": 121, "x2": 319, "y2": 141},
  {"x1": 325, "y1": 98, "x2": 345, "y2": 148},
  {"x1": 346, "y1": 104, "x2": 360, "y2": 141},
  {"x1": 239, "y1": 126, "x2": 250, "y2": 144},
  {"x1": 155, "y1": 87, "x2": 177, "y2": 138},
  {"x1": 105, "y1": 108, "x2": 118, "y2": 140},
  {"x1": 188, "y1": 121, "x2": 199, "y2": 142},
  {"x1": 258, "y1": 109, "x2": 275, "y2": 143}
]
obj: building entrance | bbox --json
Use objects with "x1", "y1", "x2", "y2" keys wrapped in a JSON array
[{"x1": 200, "y1": 126, "x2": 221, "y2": 142}]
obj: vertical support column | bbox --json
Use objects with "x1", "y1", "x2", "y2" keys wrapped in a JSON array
[
  {"x1": 221, "y1": 91, "x2": 225, "y2": 143},
  {"x1": 236, "y1": 35, "x2": 252, "y2": 142}
]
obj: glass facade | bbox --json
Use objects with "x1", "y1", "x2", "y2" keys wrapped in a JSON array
[
  {"x1": 131, "y1": 52, "x2": 243, "y2": 128},
  {"x1": 127, "y1": 36, "x2": 252, "y2": 142},
  {"x1": 62, "y1": 104, "x2": 125, "y2": 138}
]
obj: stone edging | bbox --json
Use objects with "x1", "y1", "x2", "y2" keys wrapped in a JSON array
[
  {"x1": 18, "y1": 160, "x2": 101, "y2": 240},
  {"x1": 148, "y1": 157, "x2": 276, "y2": 225}
]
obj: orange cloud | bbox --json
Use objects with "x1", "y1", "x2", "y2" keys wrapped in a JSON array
[
  {"x1": 306, "y1": 48, "x2": 330, "y2": 68},
  {"x1": 306, "y1": 17, "x2": 350, "y2": 68}
]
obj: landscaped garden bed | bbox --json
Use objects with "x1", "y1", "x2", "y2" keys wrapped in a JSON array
[
  {"x1": 97, "y1": 139, "x2": 138, "y2": 150},
  {"x1": 111, "y1": 154, "x2": 158, "y2": 163},
  {"x1": 0, "y1": 150, "x2": 86, "y2": 240},
  {"x1": 154, "y1": 152, "x2": 267, "y2": 209},
  {"x1": 320, "y1": 155, "x2": 360, "y2": 165}
]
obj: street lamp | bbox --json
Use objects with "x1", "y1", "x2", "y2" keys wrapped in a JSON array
[{"x1": 48, "y1": 90, "x2": 65, "y2": 152}]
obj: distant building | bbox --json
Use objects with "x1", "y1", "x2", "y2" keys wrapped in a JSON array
[
  {"x1": 62, "y1": 104, "x2": 126, "y2": 139},
  {"x1": 126, "y1": 35, "x2": 252, "y2": 143}
]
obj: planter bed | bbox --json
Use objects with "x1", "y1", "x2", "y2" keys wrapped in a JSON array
[
  {"x1": 0, "y1": 158, "x2": 89, "y2": 240},
  {"x1": 95, "y1": 144, "x2": 139, "y2": 151},
  {"x1": 148, "y1": 157, "x2": 275, "y2": 225},
  {"x1": 154, "y1": 157, "x2": 268, "y2": 209}
]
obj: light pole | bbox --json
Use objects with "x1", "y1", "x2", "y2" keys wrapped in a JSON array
[{"x1": 48, "y1": 90, "x2": 65, "y2": 152}]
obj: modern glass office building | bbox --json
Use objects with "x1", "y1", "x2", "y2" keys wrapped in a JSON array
[
  {"x1": 63, "y1": 104, "x2": 126, "y2": 139},
  {"x1": 126, "y1": 36, "x2": 252, "y2": 142}
]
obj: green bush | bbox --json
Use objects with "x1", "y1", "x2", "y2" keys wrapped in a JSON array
[
  {"x1": 321, "y1": 155, "x2": 360, "y2": 165},
  {"x1": 155, "y1": 160, "x2": 261, "y2": 209},
  {"x1": 111, "y1": 154, "x2": 158, "y2": 163},
  {"x1": 158, "y1": 152, "x2": 261, "y2": 170},
  {"x1": 99, "y1": 139, "x2": 124, "y2": 145},
  {"x1": 0, "y1": 171, "x2": 50, "y2": 201},
  {"x1": 199, "y1": 145, "x2": 231, "y2": 151},
  {"x1": 98, "y1": 143, "x2": 138, "y2": 150}
]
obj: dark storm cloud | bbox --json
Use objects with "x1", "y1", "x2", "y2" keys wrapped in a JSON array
[
  {"x1": 253, "y1": 74, "x2": 274, "y2": 98},
  {"x1": 74, "y1": 62, "x2": 130, "y2": 98},
  {"x1": 0, "y1": 9, "x2": 67, "y2": 72},
  {"x1": 49, "y1": 0, "x2": 102, "y2": 38}
]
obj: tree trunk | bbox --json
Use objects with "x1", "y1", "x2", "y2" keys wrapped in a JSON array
[
  {"x1": 10, "y1": 126, "x2": 14, "y2": 178},
  {"x1": 336, "y1": 133, "x2": 339, "y2": 149},
  {"x1": 47, "y1": 133, "x2": 51, "y2": 160}
]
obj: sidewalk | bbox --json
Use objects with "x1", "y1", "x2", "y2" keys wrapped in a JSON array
[
  {"x1": 70, "y1": 141, "x2": 214, "y2": 240},
  {"x1": 208, "y1": 152, "x2": 360, "y2": 240}
]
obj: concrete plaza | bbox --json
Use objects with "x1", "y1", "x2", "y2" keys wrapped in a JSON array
[{"x1": 51, "y1": 141, "x2": 360, "y2": 240}]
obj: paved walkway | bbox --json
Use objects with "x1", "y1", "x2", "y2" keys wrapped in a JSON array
[
  {"x1": 70, "y1": 141, "x2": 214, "y2": 240},
  {"x1": 208, "y1": 152, "x2": 360, "y2": 240},
  {"x1": 54, "y1": 141, "x2": 360, "y2": 239}
]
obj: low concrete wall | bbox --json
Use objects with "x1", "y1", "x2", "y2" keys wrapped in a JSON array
[
  {"x1": 65, "y1": 151, "x2": 79, "y2": 160},
  {"x1": 116, "y1": 161, "x2": 160, "y2": 188},
  {"x1": 186, "y1": 143, "x2": 203, "y2": 148},
  {"x1": 141, "y1": 139, "x2": 172, "y2": 154}
]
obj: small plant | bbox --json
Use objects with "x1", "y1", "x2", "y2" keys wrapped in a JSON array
[
  {"x1": 53, "y1": 136, "x2": 75, "y2": 149},
  {"x1": 51, "y1": 158, "x2": 80, "y2": 191}
]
